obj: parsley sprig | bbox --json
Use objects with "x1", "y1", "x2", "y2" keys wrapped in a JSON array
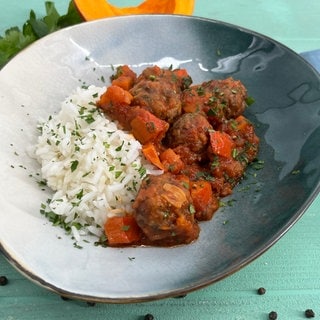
[{"x1": 0, "y1": 1, "x2": 82, "y2": 68}]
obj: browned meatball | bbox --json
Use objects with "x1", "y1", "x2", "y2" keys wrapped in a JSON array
[
  {"x1": 166, "y1": 113, "x2": 212, "y2": 152},
  {"x1": 132, "y1": 173, "x2": 199, "y2": 246},
  {"x1": 129, "y1": 66, "x2": 191, "y2": 123},
  {"x1": 182, "y1": 77, "x2": 247, "y2": 127},
  {"x1": 165, "y1": 113, "x2": 213, "y2": 164},
  {"x1": 210, "y1": 156, "x2": 245, "y2": 196}
]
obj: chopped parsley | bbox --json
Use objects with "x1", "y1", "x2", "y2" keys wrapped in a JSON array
[
  {"x1": 196, "y1": 86, "x2": 205, "y2": 96},
  {"x1": 245, "y1": 96, "x2": 255, "y2": 106},
  {"x1": 122, "y1": 225, "x2": 130, "y2": 231},
  {"x1": 114, "y1": 171, "x2": 122, "y2": 179},
  {"x1": 0, "y1": 1, "x2": 82, "y2": 69},
  {"x1": 115, "y1": 141, "x2": 124, "y2": 151},
  {"x1": 70, "y1": 160, "x2": 79, "y2": 172},
  {"x1": 250, "y1": 159, "x2": 265, "y2": 170},
  {"x1": 138, "y1": 166, "x2": 147, "y2": 178}
]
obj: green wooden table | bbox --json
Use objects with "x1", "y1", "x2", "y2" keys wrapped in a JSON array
[{"x1": 1, "y1": 1, "x2": 320, "y2": 319}]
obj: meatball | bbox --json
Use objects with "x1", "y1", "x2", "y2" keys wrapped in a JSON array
[
  {"x1": 129, "y1": 66, "x2": 190, "y2": 123},
  {"x1": 210, "y1": 156, "x2": 245, "y2": 196},
  {"x1": 132, "y1": 173, "x2": 199, "y2": 246},
  {"x1": 181, "y1": 77, "x2": 247, "y2": 127},
  {"x1": 165, "y1": 113, "x2": 213, "y2": 164}
]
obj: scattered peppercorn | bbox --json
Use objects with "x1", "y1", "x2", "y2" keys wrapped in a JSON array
[
  {"x1": 305, "y1": 309, "x2": 315, "y2": 318},
  {"x1": 268, "y1": 311, "x2": 277, "y2": 320},
  {"x1": 144, "y1": 314, "x2": 154, "y2": 320},
  {"x1": 0, "y1": 276, "x2": 8, "y2": 286},
  {"x1": 257, "y1": 287, "x2": 266, "y2": 295}
]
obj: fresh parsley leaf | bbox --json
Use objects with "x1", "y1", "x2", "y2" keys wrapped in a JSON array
[
  {"x1": 58, "y1": 1, "x2": 83, "y2": 28},
  {"x1": 0, "y1": 27, "x2": 36, "y2": 67},
  {"x1": 0, "y1": 1, "x2": 82, "y2": 69},
  {"x1": 245, "y1": 96, "x2": 255, "y2": 106}
]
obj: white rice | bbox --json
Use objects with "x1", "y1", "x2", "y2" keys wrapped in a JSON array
[{"x1": 34, "y1": 85, "x2": 162, "y2": 241}]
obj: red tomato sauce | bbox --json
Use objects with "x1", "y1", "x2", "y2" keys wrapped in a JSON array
[{"x1": 97, "y1": 65, "x2": 259, "y2": 247}]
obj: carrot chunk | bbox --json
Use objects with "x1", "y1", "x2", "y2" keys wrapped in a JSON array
[
  {"x1": 190, "y1": 180, "x2": 212, "y2": 213},
  {"x1": 111, "y1": 65, "x2": 137, "y2": 90},
  {"x1": 142, "y1": 143, "x2": 164, "y2": 170},
  {"x1": 104, "y1": 215, "x2": 141, "y2": 246},
  {"x1": 173, "y1": 68, "x2": 188, "y2": 78},
  {"x1": 234, "y1": 115, "x2": 250, "y2": 132},
  {"x1": 130, "y1": 109, "x2": 169, "y2": 144},
  {"x1": 98, "y1": 85, "x2": 133, "y2": 106},
  {"x1": 112, "y1": 76, "x2": 135, "y2": 91},
  {"x1": 209, "y1": 130, "x2": 235, "y2": 158},
  {"x1": 97, "y1": 85, "x2": 134, "y2": 129},
  {"x1": 160, "y1": 148, "x2": 184, "y2": 173}
]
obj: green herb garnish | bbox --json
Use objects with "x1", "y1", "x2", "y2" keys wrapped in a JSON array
[
  {"x1": 0, "y1": 1, "x2": 82, "y2": 69},
  {"x1": 245, "y1": 96, "x2": 255, "y2": 106},
  {"x1": 70, "y1": 160, "x2": 79, "y2": 172}
]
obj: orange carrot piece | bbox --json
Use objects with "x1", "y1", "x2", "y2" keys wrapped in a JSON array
[
  {"x1": 104, "y1": 215, "x2": 141, "y2": 246},
  {"x1": 142, "y1": 143, "x2": 164, "y2": 170},
  {"x1": 111, "y1": 65, "x2": 137, "y2": 90},
  {"x1": 130, "y1": 109, "x2": 169, "y2": 144},
  {"x1": 235, "y1": 115, "x2": 250, "y2": 132},
  {"x1": 112, "y1": 65, "x2": 137, "y2": 79},
  {"x1": 209, "y1": 130, "x2": 235, "y2": 158},
  {"x1": 112, "y1": 76, "x2": 135, "y2": 91},
  {"x1": 173, "y1": 68, "x2": 189, "y2": 78},
  {"x1": 190, "y1": 180, "x2": 213, "y2": 213},
  {"x1": 160, "y1": 148, "x2": 184, "y2": 173},
  {"x1": 97, "y1": 85, "x2": 134, "y2": 129},
  {"x1": 99, "y1": 85, "x2": 133, "y2": 107}
]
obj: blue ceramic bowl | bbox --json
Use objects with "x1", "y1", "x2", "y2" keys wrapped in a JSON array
[{"x1": 0, "y1": 15, "x2": 319, "y2": 303}]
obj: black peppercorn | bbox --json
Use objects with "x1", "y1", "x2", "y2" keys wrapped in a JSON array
[
  {"x1": 144, "y1": 314, "x2": 154, "y2": 320},
  {"x1": 0, "y1": 276, "x2": 8, "y2": 286},
  {"x1": 268, "y1": 311, "x2": 277, "y2": 320},
  {"x1": 87, "y1": 301, "x2": 96, "y2": 307},
  {"x1": 305, "y1": 309, "x2": 315, "y2": 318},
  {"x1": 257, "y1": 287, "x2": 266, "y2": 295}
]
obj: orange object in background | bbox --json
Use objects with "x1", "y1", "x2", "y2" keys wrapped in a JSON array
[{"x1": 73, "y1": 0, "x2": 195, "y2": 21}]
